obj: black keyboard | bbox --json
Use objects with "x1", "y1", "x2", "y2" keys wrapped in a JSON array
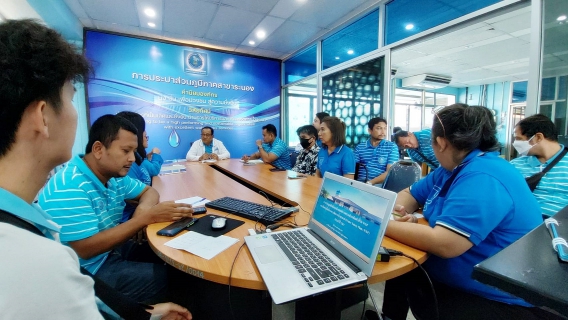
[{"x1": 205, "y1": 197, "x2": 298, "y2": 225}]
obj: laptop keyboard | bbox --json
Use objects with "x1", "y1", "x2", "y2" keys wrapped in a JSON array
[{"x1": 272, "y1": 230, "x2": 349, "y2": 288}]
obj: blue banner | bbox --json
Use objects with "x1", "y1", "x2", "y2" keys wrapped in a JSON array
[{"x1": 85, "y1": 31, "x2": 281, "y2": 160}]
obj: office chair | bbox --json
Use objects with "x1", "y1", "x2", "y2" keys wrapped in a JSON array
[
  {"x1": 290, "y1": 152, "x2": 299, "y2": 168},
  {"x1": 382, "y1": 160, "x2": 422, "y2": 193}
]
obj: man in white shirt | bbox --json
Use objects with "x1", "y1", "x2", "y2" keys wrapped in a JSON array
[
  {"x1": 186, "y1": 126, "x2": 230, "y2": 161},
  {"x1": 0, "y1": 19, "x2": 190, "y2": 320}
]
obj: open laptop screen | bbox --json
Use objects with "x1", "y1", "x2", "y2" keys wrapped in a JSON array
[{"x1": 308, "y1": 173, "x2": 396, "y2": 275}]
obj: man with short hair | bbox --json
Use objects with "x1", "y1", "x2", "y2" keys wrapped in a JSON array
[
  {"x1": 0, "y1": 19, "x2": 190, "y2": 319},
  {"x1": 354, "y1": 118, "x2": 399, "y2": 185},
  {"x1": 241, "y1": 124, "x2": 291, "y2": 169},
  {"x1": 39, "y1": 114, "x2": 193, "y2": 302},
  {"x1": 185, "y1": 126, "x2": 230, "y2": 161},
  {"x1": 511, "y1": 114, "x2": 568, "y2": 217},
  {"x1": 292, "y1": 125, "x2": 320, "y2": 175},
  {"x1": 394, "y1": 129, "x2": 440, "y2": 170}
]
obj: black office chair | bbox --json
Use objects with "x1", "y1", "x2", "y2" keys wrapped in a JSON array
[
  {"x1": 290, "y1": 152, "x2": 299, "y2": 168},
  {"x1": 382, "y1": 160, "x2": 422, "y2": 193}
]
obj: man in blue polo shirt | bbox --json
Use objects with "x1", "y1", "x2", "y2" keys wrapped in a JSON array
[
  {"x1": 354, "y1": 117, "x2": 399, "y2": 185},
  {"x1": 511, "y1": 114, "x2": 568, "y2": 217},
  {"x1": 241, "y1": 124, "x2": 291, "y2": 169},
  {"x1": 39, "y1": 115, "x2": 193, "y2": 302},
  {"x1": 394, "y1": 129, "x2": 440, "y2": 170}
]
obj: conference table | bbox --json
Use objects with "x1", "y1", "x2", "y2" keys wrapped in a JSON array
[{"x1": 146, "y1": 159, "x2": 427, "y2": 318}]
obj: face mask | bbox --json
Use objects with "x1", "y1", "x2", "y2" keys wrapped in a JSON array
[
  {"x1": 300, "y1": 138, "x2": 312, "y2": 149},
  {"x1": 512, "y1": 135, "x2": 535, "y2": 156}
]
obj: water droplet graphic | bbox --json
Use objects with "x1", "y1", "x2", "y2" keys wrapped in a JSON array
[{"x1": 168, "y1": 129, "x2": 180, "y2": 148}]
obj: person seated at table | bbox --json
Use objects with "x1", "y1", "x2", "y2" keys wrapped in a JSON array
[
  {"x1": 116, "y1": 111, "x2": 163, "y2": 221},
  {"x1": 354, "y1": 117, "x2": 399, "y2": 185},
  {"x1": 510, "y1": 114, "x2": 568, "y2": 218},
  {"x1": 241, "y1": 124, "x2": 291, "y2": 169},
  {"x1": 292, "y1": 125, "x2": 320, "y2": 175},
  {"x1": 294, "y1": 112, "x2": 332, "y2": 152},
  {"x1": 381, "y1": 104, "x2": 550, "y2": 320},
  {"x1": 185, "y1": 126, "x2": 230, "y2": 161},
  {"x1": 38, "y1": 114, "x2": 194, "y2": 303},
  {"x1": 315, "y1": 116, "x2": 355, "y2": 178},
  {"x1": 394, "y1": 128, "x2": 440, "y2": 170},
  {"x1": 0, "y1": 19, "x2": 191, "y2": 320}
]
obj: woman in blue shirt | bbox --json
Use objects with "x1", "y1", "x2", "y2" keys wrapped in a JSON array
[
  {"x1": 116, "y1": 111, "x2": 164, "y2": 221},
  {"x1": 381, "y1": 105, "x2": 553, "y2": 320},
  {"x1": 315, "y1": 116, "x2": 355, "y2": 178}
]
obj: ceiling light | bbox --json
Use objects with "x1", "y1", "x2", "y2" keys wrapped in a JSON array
[
  {"x1": 405, "y1": 24, "x2": 414, "y2": 30},
  {"x1": 557, "y1": 15, "x2": 567, "y2": 21},
  {"x1": 347, "y1": 49, "x2": 354, "y2": 55},
  {"x1": 249, "y1": 40, "x2": 255, "y2": 45},
  {"x1": 256, "y1": 30, "x2": 266, "y2": 39},
  {"x1": 147, "y1": 22, "x2": 155, "y2": 28},
  {"x1": 335, "y1": 57, "x2": 340, "y2": 60},
  {"x1": 144, "y1": 8, "x2": 156, "y2": 17}
]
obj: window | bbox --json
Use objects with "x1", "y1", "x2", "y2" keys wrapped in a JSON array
[
  {"x1": 322, "y1": 10, "x2": 379, "y2": 70},
  {"x1": 393, "y1": 88, "x2": 456, "y2": 132},
  {"x1": 285, "y1": 77, "x2": 318, "y2": 147}
]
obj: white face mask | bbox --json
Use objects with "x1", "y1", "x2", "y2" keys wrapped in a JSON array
[{"x1": 512, "y1": 135, "x2": 536, "y2": 156}]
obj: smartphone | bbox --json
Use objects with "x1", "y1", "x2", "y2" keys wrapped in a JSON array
[
  {"x1": 156, "y1": 217, "x2": 197, "y2": 237},
  {"x1": 269, "y1": 167, "x2": 286, "y2": 172},
  {"x1": 193, "y1": 207, "x2": 207, "y2": 214}
]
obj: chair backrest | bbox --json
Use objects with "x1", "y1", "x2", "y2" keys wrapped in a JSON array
[
  {"x1": 382, "y1": 160, "x2": 422, "y2": 193},
  {"x1": 290, "y1": 152, "x2": 299, "y2": 168}
]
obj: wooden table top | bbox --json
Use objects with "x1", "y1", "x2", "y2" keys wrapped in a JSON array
[{"x1": 147, "y1": 159, "x2": 428, "y2": 290}]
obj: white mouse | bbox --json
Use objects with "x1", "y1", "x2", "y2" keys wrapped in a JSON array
[{"x1": 211, "y1": 217, "x2": 227, "y2": 230}]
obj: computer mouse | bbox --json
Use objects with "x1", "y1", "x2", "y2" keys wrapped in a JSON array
[{"x1": 211, "y1": 217, "x2": 227, "y2": 230}]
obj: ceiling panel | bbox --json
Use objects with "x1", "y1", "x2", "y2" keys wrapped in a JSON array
[
  {"x1": 164, "y1": 0, "x2": 218, "y2": 38},
  {"x1": 221, "y1": 0, "x2": 279, "y2": 15},
  {"x1": 78, "y1": 0, "x2": 139, "y2": 26},
  {"x1": 289, "y1": 0, "x2": 365, "y2": 28},
  {"x1": 258, "y1": 20, "x2": 322, "y2": 53},
  {"x1": 205, "y1": 5, "x2": 264, "y2": 43}
]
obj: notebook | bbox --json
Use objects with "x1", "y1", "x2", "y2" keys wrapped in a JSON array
[
  {"x1": 545, "y1": 217, "x2": 568, "y2": 262},
  {"x1": 244, "y1": 172, "x2": 396, "y2": 304},
  {"x1": 287, "y1": 170, "x2": 307, "y2": 179}
]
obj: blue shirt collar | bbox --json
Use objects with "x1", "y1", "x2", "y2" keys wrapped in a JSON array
[
  {"x1": 365, "y1": 139, "x2": 385, "y2": 148},
  {"x1": 526, "y1": 144, "x2": 565, "y2": 167},
  {"x1": 322, "y1": 144, "x2": 344, "y2": 154},
  {"x1": 71, "y1": 155, "x2": 116, "y2": 190},
  {"x1": 0, "y1": 187, "x2": 59, "y2": 232}
]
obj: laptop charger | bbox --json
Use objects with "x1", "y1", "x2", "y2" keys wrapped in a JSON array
[{"x1": 376, "y1": 247, "x2": 390, "y2": 262}]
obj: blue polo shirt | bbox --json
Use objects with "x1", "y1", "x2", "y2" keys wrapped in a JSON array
[
  {"x1": 0, "y1": 187, "x2": 60, "y2": 241},
  {"x1": 407, "y1": 129, "x2": 439, "y2": 169},
  {"x1": 262, "y1": 137, "x2": 291, "y2": 170},
  {"x1": 410, "y1": 150, "x2": 541, "y2": 306},
  {"x1": 354, "y1": 139, "x2": 399, "y2": 182},
  {"x1": 38, "y1": 155, "x2": 146, "y2": 274},
  {"x1": 511, "y1": 145, "x2": 568, "y2": 217},
  {"x1": 317, "y1": 145, "x2": 356, "y2": 176}
]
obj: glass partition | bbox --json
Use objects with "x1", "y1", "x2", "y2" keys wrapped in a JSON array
[
  {"x1": 322, "y1": 56, "x2": 384, "y2": 147},
  {"x1": 284, "y1": 45, "x2": 317, "y2": 84},
  {"x1": 385, "y1": 0, "x2": 502, "y2": 45},
  {"x1": 321, "y1": 10, "x2": 379, "y2": 70}
]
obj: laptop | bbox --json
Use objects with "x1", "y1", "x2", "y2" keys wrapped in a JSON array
[{"x1": 244, "y1": 172, "x2": 396, "y2": 304}]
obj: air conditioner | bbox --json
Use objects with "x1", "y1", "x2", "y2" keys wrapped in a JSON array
[{"x1": 401, "y1": 74, "x2": 451, "y2": 89}]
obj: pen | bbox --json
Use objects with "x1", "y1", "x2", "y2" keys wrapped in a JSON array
[
  {"x1": 189, "y1": 197, "x2": 206, "y2": 205},
  {"x1": 391, "y1": 212, "x2": 404, "y2": 218}
]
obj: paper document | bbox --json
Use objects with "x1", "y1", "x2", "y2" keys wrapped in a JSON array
[
  {"x1": 160, "y1": 164, "x2": 186, "y2": 175},
  {"x1": 175, "y1": 196, "x2": 210, "y2": 207},
  {"x1": 201, "y1": 159, "x2": 217, "y2": 163},
  {"x1": 239, "y1": 159, "x2": 264, "y2": 164},
  {"x1": 164, "y1": 231, "x2": 239, "y2": 260}
]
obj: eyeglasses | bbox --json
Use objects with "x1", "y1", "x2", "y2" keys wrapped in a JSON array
[
  {"x1": 144, "y1": 135, "x2": 149, "y2": 141},
  {"x1": 201, "y1": 133, "x2": 212, "y2": 137}
]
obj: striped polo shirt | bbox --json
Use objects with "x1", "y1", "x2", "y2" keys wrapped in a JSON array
[
  {"x1": 510, "y1": 145, "x2": 568, "y2": 217},
  {"x1": 354, "y1": 139, "x2": 399, "y2": 182},
  {"x1": 407, "y1": 129, "x2": 440, "y2": 169},
  {"x1": 262, "y1": 137, "x2": 291, "y2": 170},
  {"x1": 38, "y1": 155, "x2": 146, "y2": 273}
]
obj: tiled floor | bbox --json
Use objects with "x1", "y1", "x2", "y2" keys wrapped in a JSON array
[{"x1": 272, "y1": 281, "x2": 416, "y2": 320}]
